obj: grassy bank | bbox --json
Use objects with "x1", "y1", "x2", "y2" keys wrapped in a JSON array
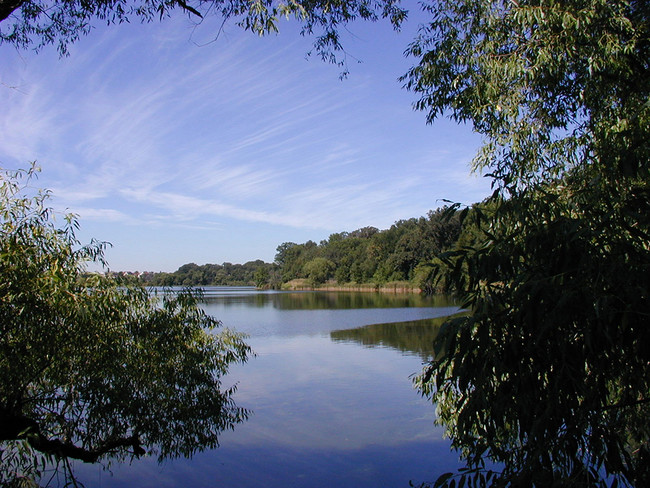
[{"x1": 281, "y1": 279, "x2": 422, "y2": 294}]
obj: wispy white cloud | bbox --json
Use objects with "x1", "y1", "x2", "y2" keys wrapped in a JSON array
[
  {"x1": 120, "y1": 187, "x2": 281, "y2": 225},
  {"x1": 72, "y1": 207, "x2": 140, "y2": 224}
]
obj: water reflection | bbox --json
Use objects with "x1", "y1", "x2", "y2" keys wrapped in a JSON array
[
  {"x1": 198, "y1": 287, "x2": 459, "y2": 310},
  {"x1": 331, "y1": 316, "x2": 448, "y2": 360},
  {"x1": 74, "y1": 289, "x2": 461, "y2": 487},
  {"x1": 79, "y1": 335, "x2": 460, "y2": 488},
  {"x1": 199, "y1": 289, "x2": 460, "y2": 338}
]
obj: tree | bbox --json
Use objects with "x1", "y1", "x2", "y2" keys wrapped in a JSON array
[
  {"x1": 402, "y1": 0, "x2": 650, "y2": 486},
  {"x1": 0, "y1": 166, "x2": 251, "y2": 485},
  {"x1": 253, "y1": 265, "x2": 269, "y2": 287},
  {"x1": 302, "y1": 256, "x2": 335, "y2": 285},
  {"x1": 0, "y1": 0, "x2": 406, "y2": 67}
]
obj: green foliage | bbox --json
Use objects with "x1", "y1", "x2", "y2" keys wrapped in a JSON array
[
  {"x1": 275, "y1": 240, "x2": 320, "y2": 282},
  {"x1": 0, "y1": 166, "x2": 251, "y2": 485},
  {"x1": 253, "y1": 265, "x2": 270, "y2": 288},
  {"x1": 138, "y1": 259, "x2": 278, "y2": 287},
  {"x1": 302, "y1": 256, "x2": 335, "y2": 285},
  {"x1": 0, "y1": 0, "x2": 406, "y2": 71},
  {"x1": 420, "y1": 182, "x2": 650, "y2": 486},
  {"x1": 403, "y1": 0, "x2": 649, "y2": 187},
  {"x1": 405, "y1": 0, "x2": 650, "y2": 486},
  {"x1": 275, "y1": 208, "x2": 462, "y2": 288}
]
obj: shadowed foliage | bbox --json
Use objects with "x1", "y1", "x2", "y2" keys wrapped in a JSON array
[
  {"x1": 0, "y1": 166, "x2": 251, "y2": 485},
  {"x1": 403, "y1": 0, "x2": 650, "y2": 486}
]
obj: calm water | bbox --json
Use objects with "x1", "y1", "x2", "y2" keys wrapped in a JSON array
[{"x1": 77, "y1": 287, "x2": 462, "y2": 487}]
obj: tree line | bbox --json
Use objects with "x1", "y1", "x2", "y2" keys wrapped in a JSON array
[
  {"x1": 129, "y1": 205, "x2": 471, "y2": 291},
  {"x1": 128, "y1": 260, "x2": 279, "y2": 288},
  {"x1": 273, "y1": 206, "x2": 465, "y2": 290}
]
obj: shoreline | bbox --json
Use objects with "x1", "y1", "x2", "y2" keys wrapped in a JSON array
[{"x1": 280, "y1": 280, "x2": 422, "y2": 294}]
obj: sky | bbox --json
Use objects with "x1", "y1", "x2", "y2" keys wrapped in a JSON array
[{"x1": 0, "y1": 8, "x2": 491, "y2": 272}]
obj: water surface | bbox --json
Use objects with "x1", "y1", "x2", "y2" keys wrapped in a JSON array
[{"x1": 78, "y1": 288, "x2": 462, "y2": 487}]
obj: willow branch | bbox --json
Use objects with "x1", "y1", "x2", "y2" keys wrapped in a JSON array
[{"x1": 0, "y1": 407, "x2": 146, "y2": 463}]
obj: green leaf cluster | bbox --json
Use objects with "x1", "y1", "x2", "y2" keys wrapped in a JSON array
[
  {"x1": 405, "y1": 1, "x2": 650, "y2": 486},
  {"x1": 0, "y1": 166, "x2": 251, "y2": 485}
]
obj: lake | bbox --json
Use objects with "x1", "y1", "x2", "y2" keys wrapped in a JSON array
[{"x1": 77, "y1": 287, "x2": 462, "y2": 487}]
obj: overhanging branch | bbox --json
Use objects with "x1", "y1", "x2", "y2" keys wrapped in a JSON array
[{"x1": 0, "y1": 407, "x2": 146, "y2": 463}]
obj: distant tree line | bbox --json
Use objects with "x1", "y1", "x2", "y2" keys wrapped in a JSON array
[
  {"x1": 134, "y1": 206, "x2": 469, "y2": 291},
  {"x1": 125, "y1": 260, "x2": 281, "y2": 288}
]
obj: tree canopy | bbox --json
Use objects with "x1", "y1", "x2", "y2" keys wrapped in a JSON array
[
  {"x1": 0, "y1": 166, "x2": 251, "y2": 485},
  {"x1": 126, "y1": 206, "x2": 462, "y2": 291},
  {"x1": 0, "y1": 0, "x2": 406, "y2": 65},
  {"x1": 404, "y1": 0, "x2": 650, "y2": 486}
]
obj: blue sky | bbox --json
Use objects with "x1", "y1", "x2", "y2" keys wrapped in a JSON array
[{"x1": 0, "y1": 8, "x2": 490, "y2": 272}]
